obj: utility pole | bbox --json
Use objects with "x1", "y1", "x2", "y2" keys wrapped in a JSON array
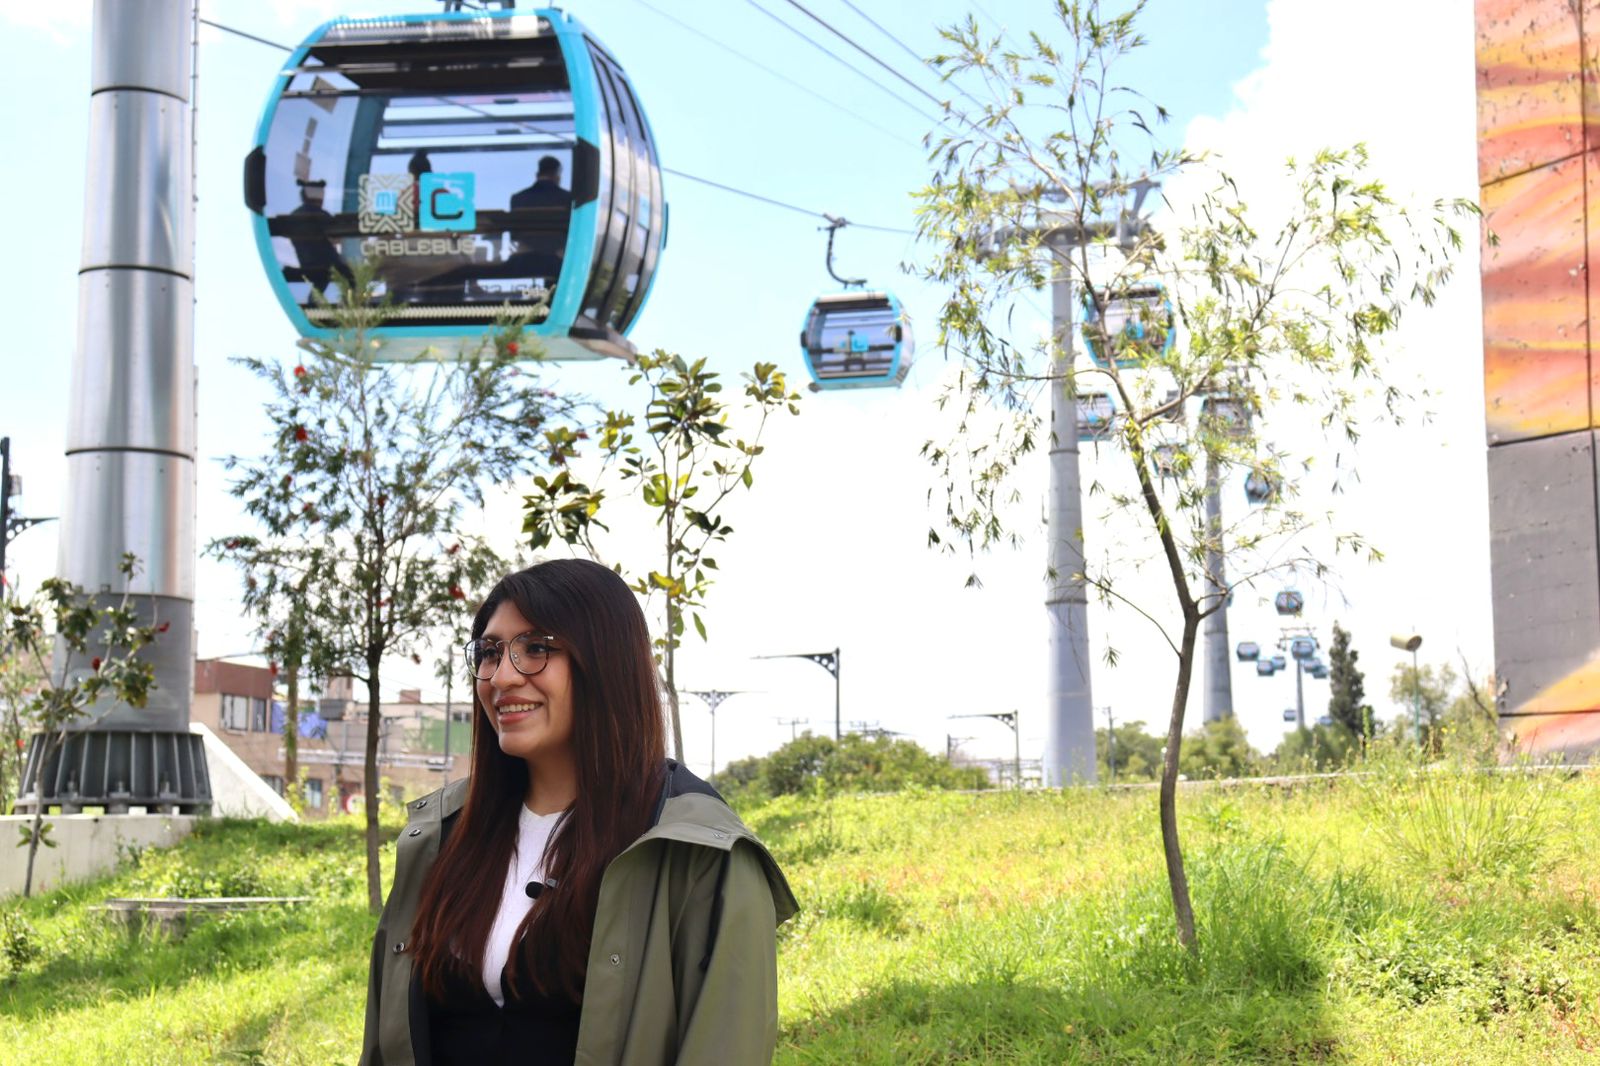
[
  {"x1": 1028, "y1": 178, "x2": 1157, "y2": 786},
  {"x1": 1201, "y1": 450, "x2": 1233, "y2": 722},
  {"x1": 775, "y1": 716, "x2": 807, "y2": 741},
  {"x1": 19, "y1": 0, "x2": 210, "y2": 814},
  {"x1": 1103, "y1": 705, "x2": 1116, "y2": 784}
]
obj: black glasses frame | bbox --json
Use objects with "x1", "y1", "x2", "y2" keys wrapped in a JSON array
[{"x1": 463, "y1": 632, "x2": 558, "y2": 681}]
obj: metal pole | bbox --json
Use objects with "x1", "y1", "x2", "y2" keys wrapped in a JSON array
[
  {"x1": 1044, "y1": 254, "x2": 1097, "y2": 785},
  {"x1": 1012, "y1": 712, "x2": 1021, "y2": 790},
  {"x1": 0, "y1": 437, "x2": 10, "y2": 597},
  {"x1": 1202, "y1": 450, "x2": 1233, "y2": 722},
  {"x1": 1295, "y1": 658, "x2": 1306, "y2": 730},
  {"x1": 22, "y1": 0, "x2": 209, "y2": 813},
  {"x1": 1412, "y1": 647, "x2": 1422, "y2": 747},
  {"x1": 833, "y1": 646, "x2": 841, "y2": 742},
  {"x1": 442, "y1": 668, "x2": 453, "y2": 787}
]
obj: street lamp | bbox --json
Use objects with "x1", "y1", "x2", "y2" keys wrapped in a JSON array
[
  {"x1": 1390, "y1": 633, "x2": 1423, "y2": 746},
  {"x1": 949, "y1": 711, "x2": 1022, "y2": 789},
  {"x1": 685, "y1": 689, "x2": 746, "y2": 780},
  {"x1": 755, "y1": 648, "x2": 840, "y2": 740}
]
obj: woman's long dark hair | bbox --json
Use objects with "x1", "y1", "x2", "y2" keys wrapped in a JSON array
[{"x1": 408, "y1": 559, "x2": 666, "y2": 1002}]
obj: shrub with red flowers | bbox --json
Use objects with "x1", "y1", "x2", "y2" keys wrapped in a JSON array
[
  {"x1": 209, "y1": 263, "x2": 579, "y2": 912},
  {"x1": 2, "y1": 554, "x2": 161, "y2": 897}
]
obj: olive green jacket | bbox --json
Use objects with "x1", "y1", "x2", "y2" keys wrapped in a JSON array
[{"x1": 360, "y1": 764, "x2": 798, "y2": 1066}]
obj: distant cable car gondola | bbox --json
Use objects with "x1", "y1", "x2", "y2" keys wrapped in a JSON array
[
  {"x1": 1081, "y1": 281, "x2": 1175, "y2": 369},
  {"x1": 1290, "y1": 637, "x2": 1317, "y2": 661},
  {"x1": 1274, "y1": 589, "x2": 1304, "y2": 617},
  {"x1": 1282, "y1": 708, "x2": 1298, "y2": 722},
  {"x1": 1270, "y1": 654, "x2": 1287, "y2": 671},
  {"x1": 1077, "y1": 391, "x2": 1117, "y2": 442},
  {"x1": 800, "y1": 217, "x2": 912, "y2": 391},
  {"x1": 1310, "y1": 664, "x2": 1329, "y2": 680},
  {"x1": 1256, "y1": 660, "x2": 1276, "y2": 677},
  {"x1": 1236, "y1": 641, "x2": 1260, "y2": 662},
  {"x1": 1244, "y1": 468, "x2": 1280, "y2": 505},
  {"x1": 1316, "y1": 714, "x2": 1333, "y2": 726},
  {"x1": 1200, "y1": 395, "x2": 1251, "y2": 440},
  {"x1": 244, "y1": 7, "x2": 666, "y2": 361}
]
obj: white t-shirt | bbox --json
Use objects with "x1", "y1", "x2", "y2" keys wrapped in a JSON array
[{"x1": 481, "y1": 804, "x2": 563, "y2": 1006}]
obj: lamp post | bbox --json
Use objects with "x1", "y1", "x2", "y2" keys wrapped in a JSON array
[
  {"x1": 950, "y1": 711, "x2": 1022, "y2": 789},
  {"x1": 686, "y1": 689, "x2": 745, "y2": 779},
  {"x1": 1390, "y1": 633, "x2": 1423, "y2": 747},
  {"x1": 755, "y1": 648, "x2": 839, "y2": 740}
]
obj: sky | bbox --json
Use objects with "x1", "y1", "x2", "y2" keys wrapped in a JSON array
[{"x1": 0, "y1": 0, "x2": 1483, "y2": 777}]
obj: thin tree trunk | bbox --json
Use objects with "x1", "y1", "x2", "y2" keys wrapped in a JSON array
[
  {"x1": 284, "y1": 635, "x2": 300, "y2": 808},
  {"x1": 1160, "y1": 612, "x2": 1201, "y2": 950},
  {"x1": 22, "y1": 731, "x2": 59, "y2": 898},
  {"x1": 365, "y1": 656, "x2": 383, "y2": 914},
  {"x1": 665, "y1": 602, "x2": 684, "y2": 763}
]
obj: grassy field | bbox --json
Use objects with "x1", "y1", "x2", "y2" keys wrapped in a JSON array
[{"x1": 3, "y1": 764, "x2": 1599, "y2": 1064}]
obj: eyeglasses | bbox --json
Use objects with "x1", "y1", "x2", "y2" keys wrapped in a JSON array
[{"x1": 463, "y1": 633, "x2": 558, "y2": 681}]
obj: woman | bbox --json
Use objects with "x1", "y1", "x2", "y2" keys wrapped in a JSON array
[{"x1": 361, "y1": 559, "x2": 797, "y2": 1065}]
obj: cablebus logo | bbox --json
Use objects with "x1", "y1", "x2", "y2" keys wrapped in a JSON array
[{"x1": 357, "y1": 171, "x2": 477, "y2": 256}]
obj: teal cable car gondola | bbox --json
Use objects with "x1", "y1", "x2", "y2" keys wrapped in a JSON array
[
  {"x1": 243, "y1": 7, "x2": 665, "y2": 361},
  {"x1": 1275, "y1": 589, "x2": 1304, "y2": 617},
  {"x1": 1236, "y1": 641, "x2": 1260, "y2": 662},
  {"x1": 799, "y1": 218, "x2": 912, "y2": 391},
  {"x1": 1081, "y1": 281, "x2": 1174, "y2": 369}
]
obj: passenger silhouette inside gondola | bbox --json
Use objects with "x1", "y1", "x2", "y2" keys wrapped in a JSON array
[
  {"x1": 507, "y1": 155, "x2": 572, "y2": 284},
  {"x1": 289, "y1": 178, "x2": 353, "y2": 300}
]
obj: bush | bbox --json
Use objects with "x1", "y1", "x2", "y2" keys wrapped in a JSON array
[
  {"x1": 716, "y1": 732, "x2": 990, "y2": 800},
  {"x1": 0, "y1": 907, "x2": 42, "y2": 979}
]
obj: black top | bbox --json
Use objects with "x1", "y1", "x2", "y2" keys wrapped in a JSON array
[{"x1": 425, "y1": 959, "x2": 581, "y2": 1066}]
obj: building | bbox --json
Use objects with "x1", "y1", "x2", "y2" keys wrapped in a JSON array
[{"x1": 193, "y1": 659, "x2": 472, "y2": 816}]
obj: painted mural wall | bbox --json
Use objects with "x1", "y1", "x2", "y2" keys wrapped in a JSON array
[{"x1": 1479, "y1": 0, "x2": 1600, "y2": 755}]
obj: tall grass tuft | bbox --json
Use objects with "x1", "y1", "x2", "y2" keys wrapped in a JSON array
[{"x1": 1359, "y1": 756, "x2": 1555, "y2": 885}]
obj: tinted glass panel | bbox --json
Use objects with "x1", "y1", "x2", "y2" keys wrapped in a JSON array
[
  {"x1": 261, "y1": 30, "x2": 582, "y2": 327},
  {"x1": 804, "y1": 300, "x2": 901, "y2": 380},
  {"x1": 581, "y1": 48, "x2": 631, "y2": 325},
  {"x1": 597, "y1": 57, "x2": 646, "y2": 329}
]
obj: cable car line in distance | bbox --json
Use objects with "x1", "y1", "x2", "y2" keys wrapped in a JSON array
[
  {"x1": 204, "y1": 17, "x2": 913, "y2": 235},
  {"x1": 197, "y1": 17, "x2": 293, "y2": 52},
  {"x1": 836, "y1": 0, "x2": 987, "y2": 111},
  {"x1": 737, "y1": 0, "x2": 947, "y2": 130},
  {"x1": 777, "y1": 0, "x2": 951, "y2": 115},
  {"x1": 620, "y1": 0, "x2": 923, "y2": 150}
]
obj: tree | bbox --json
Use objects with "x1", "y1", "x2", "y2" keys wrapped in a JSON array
[
  {"x1": 1389, "y1": 661, "x2": 1457, "y2": 754},
  {"x1": 1325, "y1": 622, "x2": 1373, "y2": 738},
  {"x1": 0, "y1": 634, "x2": 47, "y2": 812},
  {"x1": 1271, "y1": 722, "x2": 1358, "y2": 772},
  {"x1": 1178, "y1": 717, "x2": 1259, "y2": 780},
  {"x1": 523, "y1": 351, "x2": 799, "y2": 763},
  {"x1": 1097, "y1": 718, "x2": 1163, "y2": 782},
  {"x1": 5, "y1": 556, "x2": 159, "y2": 896},
  {"x1": 213, "y1": 269, "x2": 573, "y2": 912},
  {"x1": 917, "y1": 1, "x2": 1473, "y2": 948}
]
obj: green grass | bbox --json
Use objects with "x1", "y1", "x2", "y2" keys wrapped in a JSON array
[{"x1": 5, "y1": 772, "x2": 1600, "y2": 1063}]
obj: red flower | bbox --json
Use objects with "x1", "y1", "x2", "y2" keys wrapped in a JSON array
[
  {"x1": 411, "y1": 653, "x2": 422, "y2": 665},
  {"x1": 448, "y1": 543, "x2": 461, "y2": 555},
  {"x1": 224, "y1": 538, "x2": 241, "y2": 550},
  {"x1": 449, "y1": 586, "x2": 466, "y2": 600},
  {"x1": 294, "y1": 426, "x2": 309, "y2": 443},
  {"x1": 91, "y1": 657, "x2": 102, "y2": 671},
  {"x1": 269, "y1": 661, "x2": 279, "y2": 676},
  {"x1": 281, "y1": 475, "x2": 292, "y2": 489},
  {"x1": 507, "y1": 342, "x2": 519, "y2": 356},
  {"x1": 376, "y1": 493, "x2": 388, "y2": 508},
  {"x1": 157, "y1": 621, "x2": 171, "y2": 634},
  {"x1": 13, "y1": 738, "x2": 21, "y2": 752},
  {"x1": 293, "y1": 365, "x2": 307, "y2": 378}
]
